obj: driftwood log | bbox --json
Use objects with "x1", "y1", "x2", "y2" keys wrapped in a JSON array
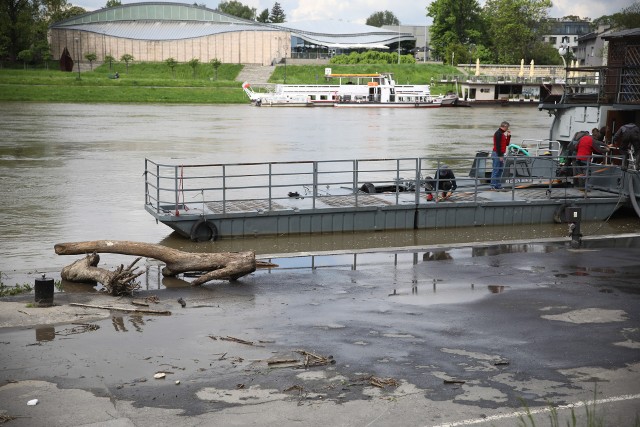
[
  {"x1": 55, "y1": 240, "x2": 256, "y2": 286},
  {"x1": 61, "y1": 252, "x2": 144, "y2": 295}
]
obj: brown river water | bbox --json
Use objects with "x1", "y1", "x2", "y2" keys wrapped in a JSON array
[{"x1": 1, "y1": 102, "x2": 639, "y2": 274}]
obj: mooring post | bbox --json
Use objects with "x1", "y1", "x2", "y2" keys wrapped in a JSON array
[
  {"x1": 34, "y1": 273, "x2": 54, "y2": 307},
  {"x1": 565, "y1": 206, "x2": 582, "y2": 248}
]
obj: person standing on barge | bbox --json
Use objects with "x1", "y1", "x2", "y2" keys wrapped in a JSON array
[
  {"x1": 575, "y1": 129, "x2": 610, "y2": 189},
  {"x1": 612, "y1": 123, "x2": 640, "y2": 170},
  {"x1": 491, "y1": 121, "x2": 511, "y2": 190}
]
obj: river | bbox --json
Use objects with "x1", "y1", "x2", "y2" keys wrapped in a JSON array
[{"x1": 1, "y1": 102, "x2": 638, "y2": 274}]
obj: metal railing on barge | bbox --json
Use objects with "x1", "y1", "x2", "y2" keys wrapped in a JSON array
[{"x1": 144, "y1": 140, "x2": 625, "y2": 219}]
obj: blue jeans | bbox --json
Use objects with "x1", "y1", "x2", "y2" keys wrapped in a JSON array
[{"x1": 490, "y1": 151, "x2": 504, "y2": 188}]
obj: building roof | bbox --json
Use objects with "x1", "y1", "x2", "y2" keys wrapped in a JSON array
[
  {"x1": 276, "y1": 20, "x2": 413, "y2": 49},
  {"x1": 56, "y1": 21, "x2": 273, "y2": 41},
  {"x1": 51, "y1": 2, "x2": 252, "y2": 26},
  {"x1": 603, "y1": 28, "x2": 640, "y2": 40},
  {"x1": 50, "y1": 2, "x2": 411, "y2": 49}
]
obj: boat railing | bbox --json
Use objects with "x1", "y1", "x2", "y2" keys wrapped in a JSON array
[{"x1": 144, "y1": 150, "x2": 625, "y2": 217}]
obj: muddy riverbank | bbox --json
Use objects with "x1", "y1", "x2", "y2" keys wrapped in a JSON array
[{"x1": 1, "y1": 236, "x2": 639, "y2": 426}]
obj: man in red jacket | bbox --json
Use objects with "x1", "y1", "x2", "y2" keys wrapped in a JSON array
[
  {"x1": 575, "y1": 129, "x2": 609, "y2": 189},
  {"x1": 491, "y1": 121, "x2": 511, "y2": 190}
]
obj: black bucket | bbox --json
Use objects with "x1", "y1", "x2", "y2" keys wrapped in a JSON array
[{"x1": 34, "y1": 275, "x2": 54, "y2": 307}]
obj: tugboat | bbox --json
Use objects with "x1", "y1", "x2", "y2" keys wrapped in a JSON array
[{"x1": 538, "y1": 28, "x2": 640, "y2": 217}]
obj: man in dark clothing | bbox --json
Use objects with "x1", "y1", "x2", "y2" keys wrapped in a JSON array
[
  {"x1": 425, "y1": 165, "x2": 457, "y2": 201},
  {"x1": 612, "y1": 123, "x2": 640, "y2": 170},
  {"x1": 491, "y1": 121, "x2": 511, "y2": 190}
]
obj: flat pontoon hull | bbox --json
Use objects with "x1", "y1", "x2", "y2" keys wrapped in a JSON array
[{"x1": 145, "y1": 189, "x2": 626, "y2": 240}]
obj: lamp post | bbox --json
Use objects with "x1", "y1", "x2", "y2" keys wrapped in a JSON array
[
  {"x1": 284, "y1": 44, "x2": 287, "y2": 83},
  {"x1": 558, "y1": 45, "x2": 568, "y2": 81},
  {"x1": 74, "y1": 36, "x2": 81, "y2": 79},
  {"x1": 424, "y1": 25, "x2": 427, "y2": 63},
  {"x1": 397, "y1": 25, "x2": 401, "y2": 64}
]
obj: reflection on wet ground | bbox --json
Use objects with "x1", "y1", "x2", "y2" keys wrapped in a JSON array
[{"x1": 9, "y1": 237, "x2": 640, "y2": 300}]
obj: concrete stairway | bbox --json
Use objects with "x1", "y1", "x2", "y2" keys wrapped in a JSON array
[{"x1": 236, "y1": 64, "x2": 275, "y2": 84}]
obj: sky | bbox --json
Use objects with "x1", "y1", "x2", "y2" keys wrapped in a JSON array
[{"x1": 75, "y1": 0, "x2": 634, "y2": 24}]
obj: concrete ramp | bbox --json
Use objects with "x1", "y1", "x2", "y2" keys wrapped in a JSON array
[{"x1": 237, "y1": 64, "x2": 275, "y2": 84}]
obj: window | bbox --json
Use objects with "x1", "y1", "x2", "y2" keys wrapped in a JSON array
[{"x1": 549, "y1": 36, "x2": 557, "y2": 44}]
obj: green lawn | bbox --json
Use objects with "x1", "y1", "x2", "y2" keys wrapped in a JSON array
[{"x1": 0, "y1": 62, "x2": 461, "y2": 104}]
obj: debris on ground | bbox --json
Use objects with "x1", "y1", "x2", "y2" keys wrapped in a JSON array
[
  {"x1": 283, "y1": 385, "x2": 305, "y2": 393},
  {"x1": 443, "y1": 379, "x2": 466, "y2": 384},
  {"x1": 209, "y1": 335, "x2": 261, "y2": 346},
  {"x1": 69, "y1": 303, "x2": 171, "y2": 315},
  {"x1": 145, "y1": 295, "x2": 160, "y2": 304},
  {"x1": 352, "y1": 375, "x2": 399, "y2": 388},
  {"x1": 0, "y1": 413, "x2": 17, "y2": 423},
  {"x1": 55, "y1": 323, "x2": 100, "y2": 336},
  {"x1": 295, "y1": 350, "x2": 335, "y2": 368},
  {"x1": 267, "y1": 357, "x2": 300, "y2": 367}
]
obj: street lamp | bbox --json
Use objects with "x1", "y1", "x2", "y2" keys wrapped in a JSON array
[
  {"x1": 284, "y1": 44, "x2": 287, "y2": 83},
  {"x1": 397, "y1": 25, "x2": 401, "y2": 64},
  {"x1": 74, "y1": 36, "x2": 81, "y2": 79},
  {"x1": 558, "y1": 45, "x2": 568, "y2": 82},
  {"x1": 424, "y1": 26, "x2": 427, "y2": 63}
]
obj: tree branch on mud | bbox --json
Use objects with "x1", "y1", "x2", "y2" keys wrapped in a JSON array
[{"x1": 55, "y1": 240, "x2": 256, "y2": 290}]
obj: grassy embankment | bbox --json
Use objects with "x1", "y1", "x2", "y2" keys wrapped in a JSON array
[{"x1": 0, "y1": 62, "x2": 461, "y2": 104}]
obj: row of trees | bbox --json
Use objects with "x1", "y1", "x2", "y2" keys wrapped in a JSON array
[
  {"x1": 2, "y1": 0, "x2": 637, "y2": 67},
  {"x1": 216, "y1": 1, "x2": 285, "y2": 23},
  {"x1": 165, "y1": 56, "x2": 222, "y2": 78},
  {"x1": 0, "y1": 0, "x2": 100, "y2": 64},
  {"x1": 330, "y1": 51, "x2": 416, "y2": 65},
  {"x1": 427, "y1": 0, "x2": 639, "y2": 65}
]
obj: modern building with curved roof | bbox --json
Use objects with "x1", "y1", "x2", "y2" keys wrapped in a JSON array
[{"x1": 49, "y1": 2, "x2": 412, "y2": 66}]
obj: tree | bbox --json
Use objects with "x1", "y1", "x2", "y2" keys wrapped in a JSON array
[
  {"x1": 85, "y1": 52, "x2": 96, "y2": 70},
  {"x1": 104, "y1": 54, "x2": 115, "y2": 71},
  {"x1": 188, "y1": 57, "x2": 199, "y2": 78},
  {"x1": 427, "y1": 0, "x2": 485, "y2": 63},
  {"x1": 120, "y1": 53, "x2": 133, "y2": 73},
  {"x1": 40, "y1": 44, "x2": 53, "y2": 70},
  {"x1": 365, "y1": 10, "x2": 399, "y2": 27},
  {"x1": 54, "y1": 5, "x2": 86, "y2": 21},
  {"x1": 482, "y1": 0, "x2": 552, "y2": 64},
  {"x1": 165, "y1": 57, "x2": 177, "y2": 78},
  {"x1": 105, "y1": 0, "x2": 121, "y2": 8},
  {"x1": 611, "y1": 2, "x2": 640, "y2": 29},
  {"x1": 269, "y1": 2, "x2": 285, "y2": 23},
  {"x1": 17, "y1": 49, "x2": 32, "y2": 68},
  {"x1": 256, "y1": 8, "x2": 269, "y2": 22},
  {"x1": 210, "y1": 58, "x2": 221, "y2": 80},
  {"x1": 1, "y1": 0, "x2": 40, "y2": 61},
  {"x1": 216, "y1": 1, "x2": 256, "y2": 20},
  {"x1": 1, "y1": 0, "x2": 86, "y2": 65}
]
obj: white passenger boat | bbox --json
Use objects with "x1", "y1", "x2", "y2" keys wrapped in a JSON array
[{"x1": 242, "y1": 69, "x2": 440, "y2": 108}]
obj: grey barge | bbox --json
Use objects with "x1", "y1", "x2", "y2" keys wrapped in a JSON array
[{"x1": 144, "y1": 150, "x2": 638, "y2": 241}]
